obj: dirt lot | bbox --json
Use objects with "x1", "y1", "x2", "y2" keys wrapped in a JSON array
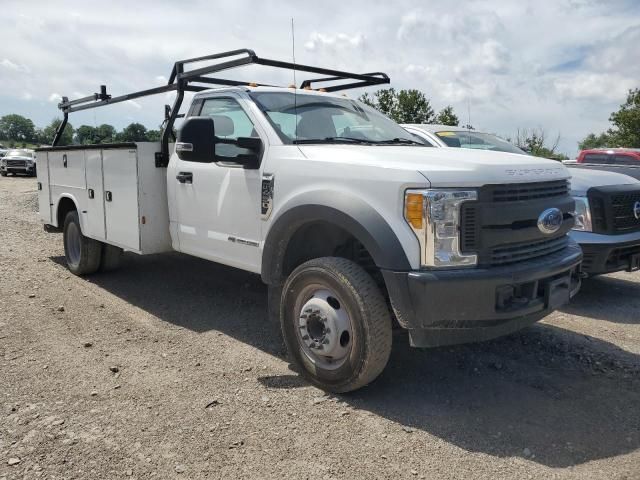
[{"x1": 1, "y1": 174, "x2": 639, "y2": 480}]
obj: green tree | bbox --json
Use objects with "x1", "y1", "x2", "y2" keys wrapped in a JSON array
[
  {"x1": 75, "y1": 124, "x2": 116, "y2": 144},
  {"x1": 609, "y1": 88, "x2": 640, "y2": 147},
  {"x1": 146, "y1": 129, "x2": 161, "y2": 142},
  {"x1": 95, "y1": 124, "x2": 116, "y2": 143},
  {"x1": 359, "y1": 88, "x2": 435, "y2": 123},
  {"x1": 512, "y1": 128, "x2": 568, "y2": 161},
  {"x1": 117, "y1": 123, "x2": 148, "y2": 142},
  {"x1": 578, "y1": 132, "x2": 616, "y2": 150},
  {"x1": 0, "y1": 114, "x2": 36, "y2": 142},
  {"x1": 40, "y1": 118, "x2": 74, "y2": 146},
  {"x1": 578, "y1": 88, "x2": 640, "y2": 149},
  {"x1": 435, "y1": 106, "x2": 459, "y2": 126},
  {"x1": 75, "y1": 125, "x2": 97, "y2": 145}
]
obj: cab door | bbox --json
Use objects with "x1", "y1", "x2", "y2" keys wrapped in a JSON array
[{"x1": 169, "y1": 94, "x2": 266, "y2": 273}]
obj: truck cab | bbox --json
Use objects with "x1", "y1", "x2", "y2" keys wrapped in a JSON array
[{"x1": 37, "y1": 50, "x2": 582, "y2": 392}]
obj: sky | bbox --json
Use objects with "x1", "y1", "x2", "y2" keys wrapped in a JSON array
[{"x1": 1, "y1": 0, "x2": 639, "y2": 157}]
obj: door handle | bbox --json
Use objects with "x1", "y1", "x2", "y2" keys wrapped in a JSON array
[
  {"x1": 176, "y1": 172, "x2": 193, "y2": 184},
  {"x1": 105, "y1": 191, "x2": 113, "y2": 202}
]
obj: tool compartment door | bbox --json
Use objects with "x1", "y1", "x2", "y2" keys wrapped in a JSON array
[
  {"x1": 36, "y1": 152, "x2": 52, "y2": 224},
  {"x1": 83, "y1": 149, "x2": 106, "y2": 240},
  {"x1": 103, "y1": 148, "x2": 141, "y2": 251}
]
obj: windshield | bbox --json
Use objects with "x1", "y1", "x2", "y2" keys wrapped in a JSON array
[
  {"x1": 7, "y1": 150, "x2": 34, "y2": 158},
  {"x1": 435, "y1": 131, "x2": 525, "y2": 155},
  {"x1": 250, "y1": 92, "x2": 424, "y2": 145}
]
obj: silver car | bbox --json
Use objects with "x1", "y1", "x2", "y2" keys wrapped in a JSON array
[{"x1": 0, "y1": 149, "x2": 37, "y2": 177}]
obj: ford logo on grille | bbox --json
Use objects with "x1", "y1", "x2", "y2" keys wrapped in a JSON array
[
  {"x1": 634, "y1": 201, "x2": 640, "y2": 220},
  {"x1": 537, "y1": 208, "x2": 563, "y2": 235}
]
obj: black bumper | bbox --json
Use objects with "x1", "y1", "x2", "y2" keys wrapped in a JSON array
[
  {"x1": 1, "y1": 166, "x2": 35, "y2": 175},
  {"x1": 383, "y1": 242, "x2": 582, "y2": 348},
  {"x1": 579, "y1": 239, "x2": 640, "y2": 275}
]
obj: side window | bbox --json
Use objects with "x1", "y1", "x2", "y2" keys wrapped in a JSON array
[
  {"x1": 200, "y1": 97, "x2": 258, "y2": 160},
  {"x1": 614, "y1": 154, "x2": 637, "y2": 165},
  {"x1": 584, "y1": 153, "x2": 611, "y2": 164}
]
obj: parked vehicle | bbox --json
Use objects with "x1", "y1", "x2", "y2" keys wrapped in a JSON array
[
  {"x1": 407, "y1": 125, "x2": 640, "y2": 276},
  {"x1": 566, "y1": 168, "x2": 640, "y2": 275},
  {"x1": 577, "y1": 148, "x2": 640, "y2": 165},
  {"x1": 402, "y1": 124, "x2": 525, "y2": 154},
  {"x1": 37, "y1": 50, "x2": 582, "y2": 392},
  {"x1": 0, "y1": 149, "x2": 36, "y2": 176}
]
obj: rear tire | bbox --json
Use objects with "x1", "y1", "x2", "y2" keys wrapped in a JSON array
[
  {"x1": 63, "y1": 210, "x2": 101, "y2": 275},
  {"x1": 280, "y1": 257, "x2": 392, "y2": 393},
  {"x1": 100, "y1": 243, "x2": 123, "y2": 272}
]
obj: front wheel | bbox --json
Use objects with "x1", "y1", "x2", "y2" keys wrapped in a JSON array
[
  {"x1": 63, "y1": 210, "x2": 101, "y2": 275},
  {"x1": 280, "y1": 257, "x2": 392, "y2": 393}
]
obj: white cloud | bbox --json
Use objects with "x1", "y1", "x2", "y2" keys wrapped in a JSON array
[
  {"x1": 0, "y1": 0, "x2": 638, "y2": 157},
  {"x1": 554, "y1": 73, "x2": 636, "y2": 101},
  {"x1": 304, "y1": 32, "x2": 365, "y2": 51},
  {"x1": 21, "y1": 92, "x2": 33, "y2": 100},
  {"x1": 1, "y1": 58, "x2": 29, "y2": 72}
]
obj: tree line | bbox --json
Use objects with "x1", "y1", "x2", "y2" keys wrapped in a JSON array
[
  {"x1": 579, "y1": 88, "x2": 640, "y2": 150},
  {"x1": 360, "y1": 88, "x2": 567, "y2": 160},
  {"x1": 3, "y1": 87, "x2": 636, "y2": 155},
  {"x1": 0, "y1": 115, "x2": 162, "y2": 148}
]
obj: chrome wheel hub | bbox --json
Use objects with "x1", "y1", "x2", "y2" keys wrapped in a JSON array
[{"x1": 297, "y1": 289, "x2": 352, "y2": 370}]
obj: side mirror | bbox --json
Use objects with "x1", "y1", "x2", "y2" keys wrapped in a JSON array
[
  {"x1": 220, "y1": 136, "x2": 263, "y2": 169},
  {"x1": 176, "y1": 117, "x2": 215, "y2": 162}
]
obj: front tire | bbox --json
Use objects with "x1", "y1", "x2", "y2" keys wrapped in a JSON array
[
  {"x1": 280, "y1": 257, "x2": 392, "y2": 393},
  {"x1": 100, "y1": 243, "x2": 123, "y2": 272},
  {"x1": 63, "y1": 210, "x2": 101, "y2": 275}
]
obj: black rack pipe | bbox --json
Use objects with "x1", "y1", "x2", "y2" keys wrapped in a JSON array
[{"x1": 52, "y1": 48, "x2": 391, "y2": 164}]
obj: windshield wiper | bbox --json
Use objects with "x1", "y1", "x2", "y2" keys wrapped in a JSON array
[
  {"x1": 376, "y1": 138, "x2": 426, "y2": 146},
  {"x1": 293, "y1": 136, "x2": 375, "y2": 145}
]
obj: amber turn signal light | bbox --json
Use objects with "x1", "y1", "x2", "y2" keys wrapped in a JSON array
[{"x1": 405, "y1": 193, "x2": 424, "y2": 229}]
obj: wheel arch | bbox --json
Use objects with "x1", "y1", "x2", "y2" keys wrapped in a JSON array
[
  {"x1": 261, "y1": 191, "x2": 411, "y2": 285},
  {"x1": 54, "y1": 194, "x2": 80, "y2": 229}
]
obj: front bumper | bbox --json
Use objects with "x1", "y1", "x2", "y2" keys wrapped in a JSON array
[
  {"x1": 383, "y1": 241, "x2": 582, "y2": 348},
  {"x1": 571, "y1": 230, "x2": 640, "y2": 275},
  {"x1": 0, "y1": 165, "x2": 35, "y2": 174}
]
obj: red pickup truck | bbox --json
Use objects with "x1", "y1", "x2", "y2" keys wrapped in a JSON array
[{"x1": 577, "y1": 148, "x2": 640, "y2": 164}]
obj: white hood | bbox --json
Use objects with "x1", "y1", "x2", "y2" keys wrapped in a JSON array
[
  {"x1": 298, "y1": 145, "x2": 570, "y2": 188},
  {"x1": 568, "y1": 167, "x2": 640, "y2": 196}
]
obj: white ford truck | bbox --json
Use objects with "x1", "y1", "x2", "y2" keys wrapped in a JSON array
[{"x1": 37, "y1": 50, "x2": 582, "y2": 392}]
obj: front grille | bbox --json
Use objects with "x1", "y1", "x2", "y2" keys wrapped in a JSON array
[
  {"x1": 460, "y1": 203, "x2": 479, "y2": 252},
  {"x1": 588, "y1": 186, "x2": 640, "y2": 234},
  {"x1": 460, "y1": 180, "x2": 574, "y2": 265},
  {"x1": 590, "y1": 197, "x2": 607, "y2": 231},
  {"x1": 7, "y1": 159, "x2": 26, "y2": 167},
  {"x1": 489, "y1": 180, "x2": 569, "y2": 202},
  {"x1": 489, "y1": 236, "x2": 569, "y2": 266},
  {"x1": 611, "y1": 192, "x2": 640, "y2": 232}
]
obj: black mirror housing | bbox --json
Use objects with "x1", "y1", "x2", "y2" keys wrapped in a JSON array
[
  {"x1": 236, "y1": 136, "x2": 263, "y2": 152},
  {"x1": 176, "y1": 116, "x2": 215, "y2": 162}
]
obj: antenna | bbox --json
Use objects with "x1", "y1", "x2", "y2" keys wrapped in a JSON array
[{"x1": 291, "y1": 18, "x2": 298, "y2": 142}]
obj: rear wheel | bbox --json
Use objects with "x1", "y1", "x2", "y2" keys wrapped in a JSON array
[
  {"x1": 63, "y1": 210, "x2": 101, "y2": 275},
  {"x1": 280, "y1": 257, "x2": 392, "y2": 393},
  {"x1": 0, "y1": 172, "x2": 7, "y2": 177},
  {"x1": 100, "y1": 244, "x2": 123, "y2": 272}
]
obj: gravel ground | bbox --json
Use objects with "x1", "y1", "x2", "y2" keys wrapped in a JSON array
[{"x1": 1, "y1": 174, "x2": 639, "y2": 480}]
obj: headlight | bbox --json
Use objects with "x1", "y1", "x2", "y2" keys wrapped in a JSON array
[
  {"x1": 404, "y1": 189, "x2": 478, "y2": 268},
  {"x1": 573, "y1": 196, "x2": 592, "y2": 232}
]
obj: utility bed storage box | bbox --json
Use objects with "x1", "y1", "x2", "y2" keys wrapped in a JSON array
[{"x1": 36, "y1": 142, "x2": 172, "y2": 255}]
